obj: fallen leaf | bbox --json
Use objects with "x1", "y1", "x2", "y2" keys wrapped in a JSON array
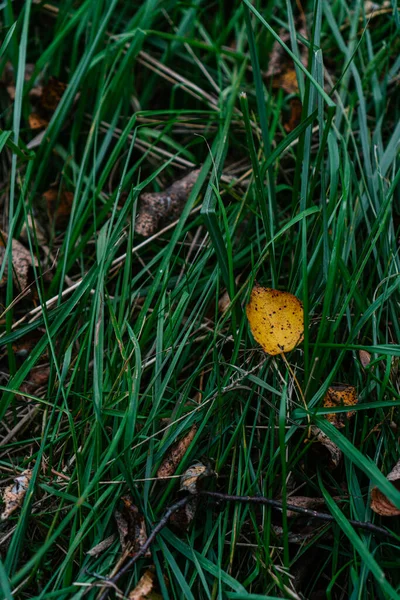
[
  {"x1": 135, "y1": 169, "x2": 201, "y2": 237},
  {"x1": 169, "y1": 497, "x2": 198, "y2": 531},
  {"x1": 359, "y1": 349, "x2": 371, "y2": 368},
  {"x1": 309, "y1": 426, "x2": 342, "y2": 469},
  {"x1": 28, "y1": 77, "x2": 67, "y2": 129},
  {"x1": 1, "y1": 469, "x2": 32, "y2": 520},
  {"x1": 157, "y1": 425, "x2": 197, "y2": 479},
  {"x1": 246, "y1": 285, "x2": 304, "y2": 356},
  {"x1": 265, "y1": 15, "x2": 308, "y2": 94},
  {"x1": 218, "y1": 289, "x2": 231, "y2": 314},
  {"x1": 115, "y1": 496, "x2": 150, "y2": 556},
  {"x1": 286, "y1": 496, "x2": 326, "y2": 518},
  {"x1": 128, "y1": 568, "x2": 162, "y2": 600},
  {"x1": 323, "y1": 385, "x2": 358, "y2": 428},
  {"x1": 284, "y1": 97, "x2": 303, "y2": 132},
  {"x1": 0, "y1": 230, "x2": 38, "y2": 291},
  {"x1": 2, "y1": 62, "x2": 42, "y2": 101},
  {"x1": 28, "y1": 113, "x2": 48, "y2": 130},
  {"x1": 180, "y1": 461, "x2": 213, "y2": 494},
  {"x1": 43, "y1": 188, "x2": 74, "y2": 229},
  {"x1": 87, "y1": 533, "x2": 116, "y2": 557},
  {"x1": 371, "y1": 459, "x2": 400, "y2": 516}
]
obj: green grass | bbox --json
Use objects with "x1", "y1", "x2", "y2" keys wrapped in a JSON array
[{"x1": 1, "y1": 0, "x2": 400, "y2": 598}]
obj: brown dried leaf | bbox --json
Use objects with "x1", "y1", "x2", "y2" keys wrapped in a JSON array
[
  {"x1": 371, "y1": 459, "x2": 400, "y2": 516},
  {"x1": 29, "y1": 113, "x2": 48, "y2": 130},
  {"x1": 43, "y1": 188, "x2": 74, "y2": 229},
  {"x1": 115, "y1": 496, "x2": 150, "y2": 556},
  {"x1": 0, "y1": 230, "x2": 38, "y2": 291},
  {"x1": 265, "y1": 15, "x2": 308, "y2": 94},
  {"x1": 1, "y1": 469, "x2": 32, "y2": 520},
  {"x1": 323, "y1": 385, "x2": 358, "y2": 428},
  {"x1": 286, "y1": 496, "x2": 326, "y2": 518},
  {"x1": 284, "y1": 98, "x2": 303, "y2": 132},
  {"x1": 28, "y1": 77, "x2": 67, "y2": 129},
  {"x1": 135, "y1": 169, "x2": 201, "y2": 237},
  {"x1": 180, "y1": 461, "x2": 213, "y2": 494},
  {"x1": 359, "y1": 349, "x2": 371, "y2": 368},
  {"x1": 246, "y1": 285, "x2": 304, "y2": 356},
  {"x1": 87, "y1": 533, "x2": 116, "y2": 557},
  {"x1": 169, "y1": 497, "x2": 198, "y2": 532},
  {"x1": 218, "y1": 290, "x2": 231, "y2": 314},
  {"x1": 157, "y1": 425, "x2": 197, "y2": 478},
  {"x1": 310, "y1": 426, "x2": 342, "y2": 469},
  {"x1": 129, "y1": 568, "x2": 162, "y2": 600}
]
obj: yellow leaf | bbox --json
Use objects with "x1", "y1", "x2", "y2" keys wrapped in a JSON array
[{"x1": 246, "y1": 285, "x2": 304, "y2": 356}]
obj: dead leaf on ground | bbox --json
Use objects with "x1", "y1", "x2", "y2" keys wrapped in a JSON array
[
  {"x1": 309, "y1": 426, "x2": 342, "y2": 469},
  {"x1": 323, "y1": 385, "x2": 358, "y2": 428},
  {"x1": 87, "y1": 533, "x2": 116, "y2": 557},
  {"x1": 284, "y1": 97, "x2": 303, "y2": 132},
  {"x1": 115, "y1": 496, "x2": 150, "y2": 556},
  {"x1": 359, "y1": 349, "x2": 371, "y2": 368},
  {"x1": 28, "y1": 77, "x2": 67, "y2": 130},
  {"x1": 371, "y1": 459, "x2": 400, "y2": 516},
  {"x1": 265, "y1": 15, "x2": 308, "y2": 94},
  {"x1": 286, "y1": 496, "x2": 326, "y2": 518},
  {"x1": 1, "y1": 62, "x2": 42, "y2": 101},
  {"x1": 135, "y1": 169, "x2": 201, "y2": 237},
  {"x1": 157, "y1": 425, "x2": 197, "y2": 479},
  {"x1": 180, "y1": 461, "x2": 214, "y2": 494},
  {"x1": 0, "y1": 230, "x2": 38, "y2": 291},
  {"x1": 43, "y1": 188, "x2": 74, "y2": 229},
  {"x1": 170, "y1": 497, "x2": 198, "y2": 532},
  {"x1": 128, "y1": 568, "x2": 162, "y2": 600},
  {"x1": 1, "y1": 469, "x2": 32, "y2": 520},
  {"x1": 246, "y1": 285, "x2": 304, "y2": 356}
]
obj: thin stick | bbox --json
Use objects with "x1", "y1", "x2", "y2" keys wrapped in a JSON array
[{"x1": 200, "y1": 491, "x2": 397, "y2": 539}]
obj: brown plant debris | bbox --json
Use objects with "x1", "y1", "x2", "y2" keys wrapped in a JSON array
[
  {"x1": 115, "y1": 496, "x2": 150, "y2": 557},
  {"x1": 323, "y1": 385, "x2": 358, "y2": 428},
  {"x1": 1, "y1": 469, "x2": 32, "y2": 520},
  {"x1": 169, "y1": 497, "x2": 198, "y2": 531},
  {"x1": 128, "y1": 568, "x2": 162, "y2": 600},
  {"x1": 29, "y1": 76, "x2": 67, "y2": 129},
  {"x1": 87, "y1": 534, "x2": 117, "y2": 557},
  {"x1": 157, "y1": 424, "x2": 197, "y2": 478},
  {"x1": 135, "y1": 169, "x2": 201, "y2": 237},
  {"x1": 265, "y1": 15, "x2": 308, "y2": 94},
  {"x1": 359, "y1": 349, "x2": 371, "y2": 368},
  {"x1": 43, "y1": 187, "x2": 74, "y2": 229},
  {"x1": 180, "y1": 461, "x2": 214, "y2": 494},
  {"x1": 0, "y1": 230, "x2": 38, "y2": 291},
  {"x1": 284, "y1": 97, "x2": 303, "y2": 132},
  {"x1": 286, "y1": 496, "x2": 327, "y2": 518},
  {"x1": 371, "y1": 459, "x2": 400, "y2": 516},
  {"x1": 310, "y1": 425, "x2": 342, "y2": 469}
]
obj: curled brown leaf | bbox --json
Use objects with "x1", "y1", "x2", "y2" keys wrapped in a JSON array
[
  {"x1": 157, "y1": 425, "x2": 197, "y2": 479},
  {"x1": 1, "y1": 469, "x2": 32, "y2": 520},
  {"x1": 135, "y1": 169, "x2": 201, "y2": 237},
  {"x1": 371, "y1": 459, "x2": 400, "y2": 517}
]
